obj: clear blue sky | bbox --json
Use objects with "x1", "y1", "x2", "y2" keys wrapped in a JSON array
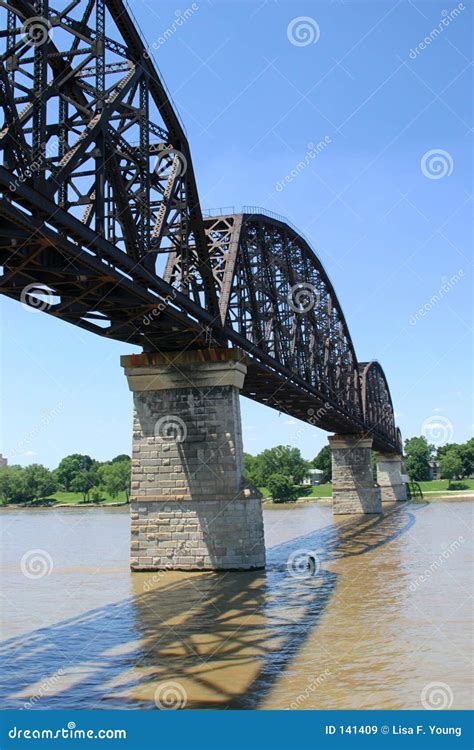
[{"x1": 1, "y1": 0, "x2": 472, "y2": 468}]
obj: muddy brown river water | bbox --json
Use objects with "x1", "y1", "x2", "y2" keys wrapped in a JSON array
[{"x1": 0, "y1": 501, "x2": 472, "y2": 710}]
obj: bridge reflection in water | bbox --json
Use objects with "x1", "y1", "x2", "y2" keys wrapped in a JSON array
[{"x1": 0, "y1": 504, "x2": 434, "y2": 710}]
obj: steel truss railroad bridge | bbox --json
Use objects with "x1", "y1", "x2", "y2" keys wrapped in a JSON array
[{"x1": 0, "y1": 0, "x2": 407, "y2": 568}]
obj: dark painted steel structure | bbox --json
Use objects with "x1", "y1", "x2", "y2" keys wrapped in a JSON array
[{"x1": 0, "y1": 0, "x2": 402, "y2": 453}]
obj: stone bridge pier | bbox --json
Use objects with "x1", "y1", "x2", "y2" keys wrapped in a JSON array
[
  {"x1": 328, "y1": 434, "x2": 382, "y2": 514},
  {"x1": 328, "y1": 435, "x2": 407, "y2": 513},
  {"x1": 121, "y1": 348, "x2": 265, "y2": 571},
  {"x1": 375, "y1": 452, "x2": 408, "y2": 503}
]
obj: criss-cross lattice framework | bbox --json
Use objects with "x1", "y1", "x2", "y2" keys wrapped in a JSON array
[
  {"x1": 359, "y1": 361, "x2": 402, "y2": 454},
  {"x1": 187, "y1": 212, "x2": 362, "y2": 424},
  {"x1": 0, "y1": 0, "x2": 219, "y2": 334},
  {"x1": 0, "y1": 0, "x2": 402, "y2": 454}
]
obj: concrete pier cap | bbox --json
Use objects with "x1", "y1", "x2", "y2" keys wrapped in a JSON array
[{"x1": 121, "y1": 347, "x2": 265, "y2": 572}]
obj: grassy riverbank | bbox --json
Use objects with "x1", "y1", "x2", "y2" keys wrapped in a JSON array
[
  {"x1": 4, "y1": 480, "x2": 473, "y2": 508},
  {"x1": 51, "y1": 490, "x2": 128, "y2": 504},
  {"x1": 259, "y1": 482, "x2": 333, "y2": 500},
  {"x1": 261, "y1": 479, "x2": 474, "y2": 503},
  {"x1": 417, "y1": 478, "x2": 474, "y2": 493},
  {"x1": 4, "y1": 490, "x2": 129, "y2": 507}
]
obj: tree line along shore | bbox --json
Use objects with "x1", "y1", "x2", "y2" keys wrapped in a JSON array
[{"x1": 1, "y1": 436, "x2": 473, "y2": 506}]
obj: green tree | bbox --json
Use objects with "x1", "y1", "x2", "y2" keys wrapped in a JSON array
[
  {"x1": 436, "y1": 440, "x2": 474, "y2": 478},
  {"x1": 70, "y1": 466, "x2": 98, "y2": 501},
  {"x1": 312, "y1": 445, "x2": 332, "y2": 483},
  {"x1": 404, "y1": 436, "x2": 434, "y2": 481},
  {"x1": 436, "y1": 443, "x2": 460, "y2": 460},
  {"x1": 459, "y1": 438, "x2": 474, "y2": 478},
  {"x1": 111, "y1": 454, "x2": 131, "y2": 464},
  {"x1": 55, "y1": 454, "x2": 94, "y2": 491},
  {"x1": 243, "y1": 453, "x2": 263, "y2": 487},
  {"x1": 267, "y1": 473, "x2": 300, "y2": 503},
  {"x1": 0, "y1": 466, "x2": 29, "y2": 503},
  {"x1": 439, "y1": 449, "x2": 463, "y2": 489},
  {"x1": 0, "y1": 467, "x2": 10, "y2": 504},
  {"x1": 99, "y1": 459, "x2": 131, "y2": 501},
  {"x1": 258, "y1": 446, "x2": 309, "y2": 486},
  {"x1": 22, "y1": 464, "x2": 57, "y2": 500}
]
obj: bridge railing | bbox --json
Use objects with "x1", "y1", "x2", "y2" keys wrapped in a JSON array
[
  {"x1": 202, "y1": 207, "x2": 236, "y2": 217},
  {"x1": 204, "y1": 206, "x2": 315, "y2": 253},
  {"x1": 241, "y1": 205, "x2": 313, "y2": 246}
]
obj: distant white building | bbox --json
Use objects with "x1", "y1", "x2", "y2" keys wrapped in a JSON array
[
  {"x1": 0, "y1": 454, "x2": 7, "y2": 467},
  {"x1": 302, "y1": 468, "x2": 324, "y2": 486}
]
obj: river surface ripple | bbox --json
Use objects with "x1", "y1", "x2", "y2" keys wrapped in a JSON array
[{"x1": 0, "y1": 501, "x2": 472, "y2": 710}]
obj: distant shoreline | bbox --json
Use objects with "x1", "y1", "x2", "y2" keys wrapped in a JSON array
[
  {"x1": 263, "y1": 494, "x2": 474, "y2": 508},
  {"x1": 2, "y1": 493, "x2": 473, "y2": 511},
  {"x1": 2, "y1": 501, "x2": 129, "y2": 510}
]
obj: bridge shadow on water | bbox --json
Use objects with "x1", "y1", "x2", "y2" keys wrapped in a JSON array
[{"x1": 0, "y1": 505, "x2": 416, "y2": 710}]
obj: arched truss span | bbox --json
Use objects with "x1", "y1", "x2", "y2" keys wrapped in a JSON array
[
  {"x1": 165, "y1": 212, "x2": 400, "y2": 453},
  {"x1": 359, "y1": 361, "x2": 399, "y2": 453},
  {"x1": 201, "y1": 211, "x2": 362, "y2": 421}
]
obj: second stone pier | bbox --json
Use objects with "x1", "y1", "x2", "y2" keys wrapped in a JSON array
[
  {"x1": 328, "y1": 434, "x2": 382, "y2": 514},
  {"x1": 375, "y1": 452, "x2": 408, "y2": 502},
  {"x1": 121, "y1": 348, "x2": 265, "y2": 571}
]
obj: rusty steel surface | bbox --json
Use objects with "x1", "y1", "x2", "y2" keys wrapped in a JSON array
[{"x1": 0, "y1": 0, "x2": 402, "y2": 453}]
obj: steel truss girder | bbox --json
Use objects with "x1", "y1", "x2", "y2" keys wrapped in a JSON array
[
  {"x1": 225, "y1": 213, "x2": 363, "y2": 419},
  {"x1": 0, "y1": 0, "x2": 401, "y2": 454},
  {"x1": 359, "y1": 361, "x2": 400, "y2": 453},
  {"x1": 0, "y1": 174, "x2": 400, "y2": 452},
  {"x1": 164, "y1": 210, "x2": 398, "y2": 451},
  {"x1": 0, "y1": 0, "x2": 221, "y2": 323}
]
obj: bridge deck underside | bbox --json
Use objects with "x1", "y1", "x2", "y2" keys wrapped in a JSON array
[
  {"x1": 243, "y1": 362, "x2": 395, "y2": 452},
  {"x1": 0, "y1": 188, "x2": 397, "y2": 453}
]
